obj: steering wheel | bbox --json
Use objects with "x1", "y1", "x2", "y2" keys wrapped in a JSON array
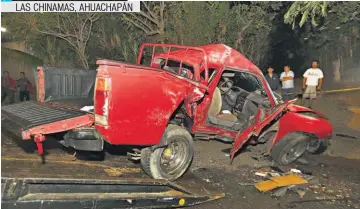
[{"x1": 219, "y1": 79, "x2": 234, "y2": 94}]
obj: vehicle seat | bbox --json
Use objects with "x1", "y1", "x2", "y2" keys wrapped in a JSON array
[
  {"x1": 208, "y1": 87, "x2": 243, "y2": 130},
  {"x1": 242, "y1": 99, "x2": 258, "y2": 117}
]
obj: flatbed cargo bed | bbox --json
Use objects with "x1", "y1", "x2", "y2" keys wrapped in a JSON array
[
  {"x1": 1, "y1": 132, "x2": 224, "y2": 208},
  {"x1": 2, "y1": 101, "x2": 89, "y2": 130},
  {"x1": 1, "y1": 101, "x2": 94, "y2": 140}
]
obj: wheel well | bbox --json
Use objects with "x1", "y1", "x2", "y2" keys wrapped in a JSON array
[
  {"x1": 168, "y1": 100, "x2": 193, "y2": 133},
  {"x1": 270, "y1": 131, "x2": 318, "y2": 149},
  {"x1": 153, "y1": 101, "x2": 193, "y2": 149}
]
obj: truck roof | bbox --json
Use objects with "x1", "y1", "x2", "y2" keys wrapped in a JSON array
[{"x1": 154, "y1": 44, "x2": 262, "y2": 74}]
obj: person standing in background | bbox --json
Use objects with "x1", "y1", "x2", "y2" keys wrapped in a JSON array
[
  {"x1": 1, "y1": 71, "x2": 16, "y2": 104},
  {"x1": 302, "y1": 60, "x2": 324, "y2": 108},
  {"x1": 280, "y1": 65, "x2": 295, "y2": 101},
  {"x1": 17, "y1": 72, "x2": 33, "y2": 102},
  {"x1": 264, "y1": 66, "x2": 280, "y2": 92}
]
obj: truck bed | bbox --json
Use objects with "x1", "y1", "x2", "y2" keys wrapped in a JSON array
[
  {"x1": 1, "y1": 133, "x2": 224, "y2": 208},
  {"x1": 2, "y1": 101, "x2": 88, "y2": 130},
  {"x1": 1, "y1": 101, "x2": 93, "y2": 139}
]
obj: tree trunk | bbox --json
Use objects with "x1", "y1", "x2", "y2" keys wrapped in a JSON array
[
  {"x1": 333, "y1": 57, "x2": 341, "y2": 82},
  {"x1": 234, "y1": 32, "x2": 243, "y2": 50},
  {"x1": 77, "y1": 51, "x2": 89, "y2": 69}
]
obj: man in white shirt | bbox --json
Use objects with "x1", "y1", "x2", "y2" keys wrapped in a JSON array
[
  {"x1": 302, "y1": 60, "x2": 324, "y2": 108},
  {"x1": 280, "y1": 65, "x2": 295, "y2": 101}
]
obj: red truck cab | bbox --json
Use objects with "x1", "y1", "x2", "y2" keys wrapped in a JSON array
[{"x1": 1, "y1": 43, "x2": 333, "y2": 181}]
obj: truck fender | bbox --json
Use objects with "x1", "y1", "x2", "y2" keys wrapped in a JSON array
[
  {"x1": 153, "y1": 89, "x2": 203, "y2": 150},
  {"x1": 286, "y1": 104, "x2": 328, "y2": 119},
  {"x1": 152, "y1": 99, "x2": 188, "y2": 150},
  {"x1": 270, "y1": 112, "x2": 333, "y2": 149}
]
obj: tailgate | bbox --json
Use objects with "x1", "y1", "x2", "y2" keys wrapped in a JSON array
[{"x1": 1, "y1": 101, "x2": 94, "y2": 139}]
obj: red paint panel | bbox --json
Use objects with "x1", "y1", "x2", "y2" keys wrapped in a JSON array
[
  {"x1": 94, "y1": 64, "x2": 202, "y2": 146},
  {"x1": 272, "y1": 111, "x2": 333, "y2": 146},
  {"x1": 287, "y1": 104, "x2": 328, "y2": 119},
  {"x1": 230, "y1": 109, "x2": 263, "y2": 160}
]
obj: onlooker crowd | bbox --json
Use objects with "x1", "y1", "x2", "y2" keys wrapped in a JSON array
[
  {"x1": 2, "y1": 71, "x2": 33, "y2": 104},
  {"x1": 265, "y1": 60, "x2": 324, "y2": 108}
]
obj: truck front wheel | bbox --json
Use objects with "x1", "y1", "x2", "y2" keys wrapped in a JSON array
[
  {"x1": 271, "y1": 132, "x2": 310, "y2": 165},
  {"x1": 141, "y1": 125, "x2": 194, "y2": 181},
  {"x1": 307, "y1": 138, "x2": 330, "y2": 154}
]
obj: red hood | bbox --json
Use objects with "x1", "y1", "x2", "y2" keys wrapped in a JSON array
[{"x1": 286, "y1": 104, "x2": 328, "y2": 119}]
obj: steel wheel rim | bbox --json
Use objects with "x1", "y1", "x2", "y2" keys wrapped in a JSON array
[
  {"x1": 282, "y1": 141, "x2": 307, "y2": 164},
  {"x1": 159, "y1": 139, "x2": 188, "y2": 175},
  {"x1": 307, "y1": 139, "x2": 321, "y2": 152}
]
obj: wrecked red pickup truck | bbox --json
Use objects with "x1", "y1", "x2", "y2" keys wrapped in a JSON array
[{"x1": 1, "y1": 43, "x2": 333, "y2": 181}]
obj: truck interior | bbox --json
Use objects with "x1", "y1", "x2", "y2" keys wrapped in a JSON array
[
  {"x1": 207, "y1": 70, "x2": 271, "y2": 131},
  {"x1": 156, "y1": 58, "x2": 195, "y2": 80}
]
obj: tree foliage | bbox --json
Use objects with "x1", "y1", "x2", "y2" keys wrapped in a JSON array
[
  {"x1": 284, "y1": 1, "x2": 329, "y2": 28},
  {"x1": 225, "y1": 3, "x2": 276, "y2": 65},
  {"x1": 34, "y1": 13, "x2": 100, "y2": 69},
  {"x1": 123, "y1": 2, "x2": 166, "y2": 40},
  {"x1": 2, "y1": 2, "x2": 280, "y2": 69},
  {"x1": 286, "y1": 2, "x2": 360, "y2": 82},
  {"x1": 2, "y1": 13, "x2": 100, "y2": 69},
  {"x1": 3, "y1": 1, "x2": 358, "y2": 83}
]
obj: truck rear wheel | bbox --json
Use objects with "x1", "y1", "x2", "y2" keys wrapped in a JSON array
[
  {"x1": 271, "y1": 132, "x2": 310, "y2": 165},
  {"x1": 141, "y1": 125, "x2": 194, "y2": 181}
]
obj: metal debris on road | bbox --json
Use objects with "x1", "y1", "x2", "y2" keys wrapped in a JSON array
[{"x1": 272, "y1": 187, "x2": 288, "y2": 197}]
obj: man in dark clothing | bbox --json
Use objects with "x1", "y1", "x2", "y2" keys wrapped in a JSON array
[
  {"x1": 264, "y1": 66, "x2": 280, "y2": 92},
  {"x1": 1, "y1": 71, "x2": 16, "y2": 104},
  {"x1": 17, "y1": 72, "x2": 32, "y2": 102}
]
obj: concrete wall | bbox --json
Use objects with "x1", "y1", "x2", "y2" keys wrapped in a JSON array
[{"x1": 1, "y1": 48, "x2": 43, "y2": 91}]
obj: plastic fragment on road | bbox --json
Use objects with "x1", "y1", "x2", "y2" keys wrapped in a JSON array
[
  {"x1": 255, "y1": 174, "x2": 308, "y2": 192},
  {"x1": 270, "y1": 172, "x2": 281, "y2": 177},
  {"x1": 290, "y1": 168, "x2": 302, "y2": 174},
  {"x1": 255, "y1": 171, "x2": 268, "y2": 177},
  {"x1": 296, "y1": 189, "x2": 306, "y2": 198},
  {"x1": 254, "y1": 170, "x2": 280, "y2": 178},
  {"x1": 80, "y1": 106, "x2": 94, "y2": 112}
]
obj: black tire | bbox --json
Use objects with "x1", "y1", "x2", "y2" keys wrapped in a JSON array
[
  {"x1": 307, "y1": 138, "x2": 330, "y2": 154},
  {"x1": 271, "y1": 132, "x2": 310, "y2": 165},
  {"x1": 141, "y1": 125, "x2": 194, "y2": 181}
]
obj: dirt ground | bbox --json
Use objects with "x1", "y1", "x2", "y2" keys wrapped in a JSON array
[{"x1": 1, "y1": 89, "x2": 360, "y2": 208}]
